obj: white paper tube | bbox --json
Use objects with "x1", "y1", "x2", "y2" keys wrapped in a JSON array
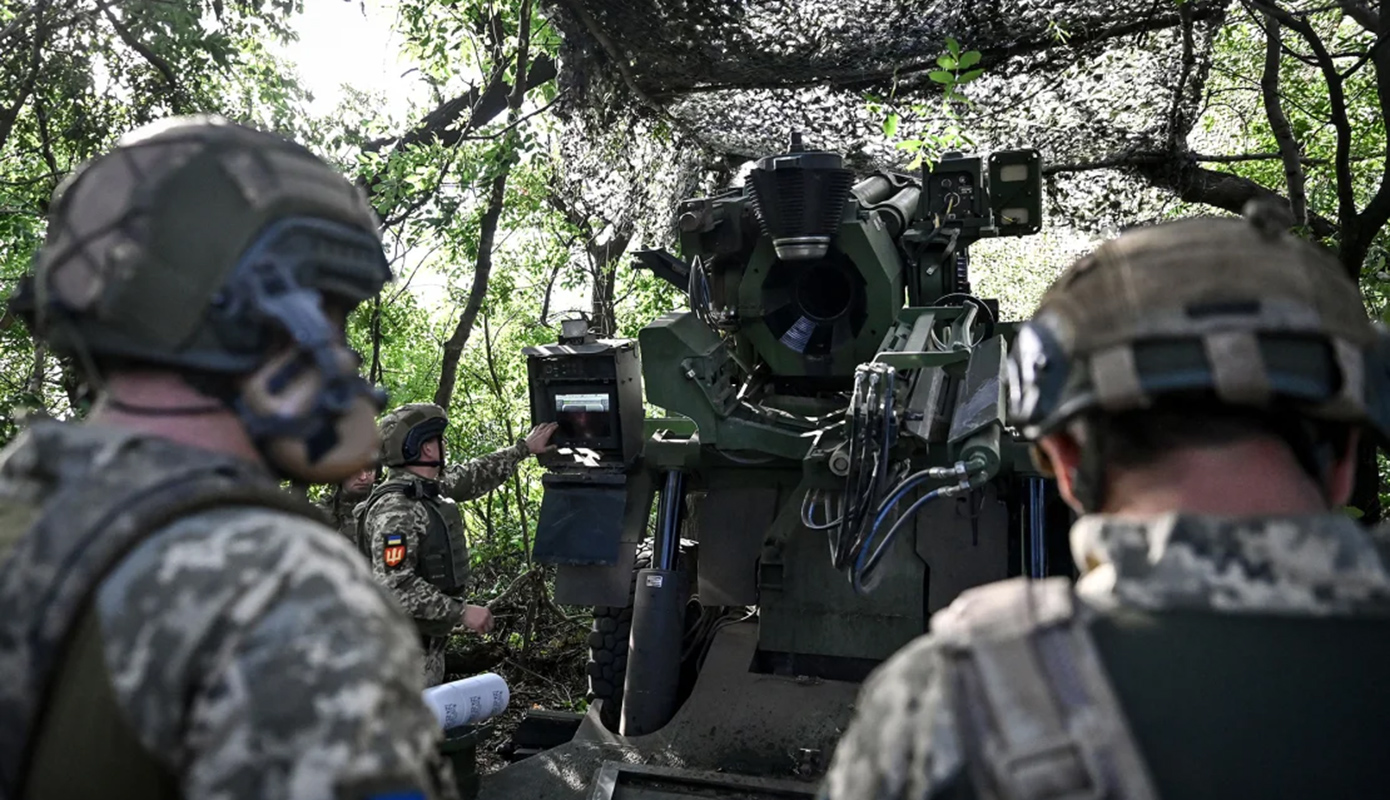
[{"x1": 421, "y1": 672, "x2": 510, "y2": 730}]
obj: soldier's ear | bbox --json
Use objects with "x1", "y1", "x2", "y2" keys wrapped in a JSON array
[{"x1": 1036, "y1": 432, "x2": 1084, "y2": 514}]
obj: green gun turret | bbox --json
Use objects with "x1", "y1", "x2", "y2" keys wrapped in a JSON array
[{"x1": 497, "y1": 134, "x2": 1067, "y2": 800}]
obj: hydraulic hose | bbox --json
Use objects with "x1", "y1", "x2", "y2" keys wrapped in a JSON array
[{"x1": 848, "y1": 457, "x2": 989, "y2": 595}]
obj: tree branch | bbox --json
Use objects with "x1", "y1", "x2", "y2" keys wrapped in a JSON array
[
  {"x1": 0, "y1": 1, "x2": 39, "y2": 46},
  {"x1": 1189, "y1": 151, "x2": 1372, "y2": 165},
  {"x1": 1249, "y1": 1, "x2": 1356, "y2": 234},
  {"x1": 102, "y1": 5, "x2": 184, "y2": 110},
  {"x1": 361, "y1": 54, "x2": 556, "y2": 155},
  {"x1": 1135, "y1": 157, "x2": 1338, "y2": 238},
  {"x1": 1166, "y1": 0, "x2": 1199, "y2": 147},
  {"x1": 554, "y1": 0, "x2": 662, "y2": 111},
  {"x1": 1048, "y1": 149, "x2": 1338, "y2": 238},
  {"x1": 1354, "y1": 1, "x2": 1390, "y2": 247},
  {"x1": 1260, "y1": 11, "x2": 1308, "y2": 224},
  {"x1": 0, "y1": 1, "x2": 48, "y2": 154},
  {"x1": 433, "y1": 0, "x2": 535, "y2": 410},
  {"x1": 1338, "y1": 0, "x2": 1379, "y2": 32}
]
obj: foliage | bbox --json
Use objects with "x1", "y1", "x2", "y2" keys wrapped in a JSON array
[
  {"x1": 8, "y1": 0, "x2": 1390, "y2": 700},
  {"x1": 868, "y1": 37, "x2": 986, "y2": 171}
]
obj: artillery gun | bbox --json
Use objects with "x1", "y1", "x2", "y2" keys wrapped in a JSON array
[{"x1": 480, "y1": 134, "x2": 1072, "y2": 800}]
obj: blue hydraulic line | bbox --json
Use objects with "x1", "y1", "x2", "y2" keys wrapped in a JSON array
[
  {"x1": 849, "y1": 456, "x2": 989, "y2": 595},
  {"x1": 852, "y1": 486, "x2": 948, "y2": 595},
  {"x1": 1028, "y1": 477, "x2": 1047, "y2": 579}
]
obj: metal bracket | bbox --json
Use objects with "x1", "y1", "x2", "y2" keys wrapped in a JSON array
[{"x1": 588, "y1": 761, "x2": 818, "y2": 800}]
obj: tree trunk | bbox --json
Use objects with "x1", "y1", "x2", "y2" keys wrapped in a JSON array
[
  {"x1": 368, "y1": 294, "x2": 384, "y2": 385},
  {"x1": 433, "y1": 171, "x2": 508, "y2": 410},
  {"x1": 591, "y1": 260, "x2": 617, "y2": 337},
  {"x1": 431, "y1": 0, "x2": 533, "y2": 410},
  {"x1": 482, "y1": 312, "x2": 533, "y2": 566}
]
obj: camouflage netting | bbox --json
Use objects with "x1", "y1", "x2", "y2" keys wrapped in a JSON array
[{"x1": 542, "y1": 0, "x2": 1230, "y2": 306}]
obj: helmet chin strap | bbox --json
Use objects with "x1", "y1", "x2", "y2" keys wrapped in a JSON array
[{"x1": 104, "y1": 397, "x2": 227, "y2": 417}]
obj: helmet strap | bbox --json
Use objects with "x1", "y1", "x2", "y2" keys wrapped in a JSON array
[
  {"x1": 1071, "y1": 419, "x2": 1109, "y2": 514},
  {"x1": 221, "y1": 220, "x2": 387, "y2": 461},
  {"x1": 1265, "y1": 414, "x2": 1339, "y2": 506},
  {"x1": 403, "y1": 459, "x2": 445, "y2": 469},
  {"x1": 105, "y1": 397, "x2": 226, "y2": 417}
]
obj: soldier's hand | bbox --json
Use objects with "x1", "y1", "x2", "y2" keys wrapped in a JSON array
[
  {"x1": 525, "y1": 422, "x2": 560, "y2": 455},
  {"x1": 461, "y1": 604, "x2": 494, "y2": 634}
]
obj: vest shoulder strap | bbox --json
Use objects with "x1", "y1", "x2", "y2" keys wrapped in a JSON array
[
  {"x1": 356, "y1": 479, "x2": 447, "y2": 556},
  {"x1": 0, "y1": 452, "x2": 319, "y2": 797},
  {"x1": 930, "y1": 577, "x2": 1161, "y2": 800}
]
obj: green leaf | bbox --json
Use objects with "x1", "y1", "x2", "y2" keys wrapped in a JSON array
[
  {"x1": 882, "y1": 113, "x2": 899, "y2": 137},
  {"x1": 959, "y1": 50, "x2": 981, "y2": 69},
  {"x1": 929, "y1": 70, "x2": 955, "y2": 85},
  {"x1": 895, "y1": 139, "x2": 922, "y2": 152},
  {"x1": 958, "y1": 68, "x2": 985, "y2": 84},
  {"x1": 946, "y1": 37, "x2": 961, "y2": 57},
  {"x1": 937, "y1": 54, "x2": 957, "y2": 70},
  {"x1": 1344, "y1": 505, "x2": 1366, "y2": 520}
]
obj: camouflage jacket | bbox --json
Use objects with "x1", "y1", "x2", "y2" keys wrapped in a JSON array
[
  {"x1": 361, "y1": 441, "x2": 530, "y2": 636},
  {"x1": 316, "y1": 486, "x2": 369, "y2": 545},
  {"x1": 820, "y1": 512, "x2": 1390, "y2": 800},
  {"x1": 0, "y1": 421, "x2": 457, "y2": 800},
  {"x1": 439, "y1": 440, "x2": 529, "y2": 502}
]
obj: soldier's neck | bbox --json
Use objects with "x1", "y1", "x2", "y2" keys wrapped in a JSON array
[
  {"x1": 89, "y1": 372, "x2": 267, "y2": 469},
  {"x1": 1102, "y1": 439, "x2": 1331, "y2": 517},
  {"x1": 404, "y1": 464, "x2": 441, "y2": 481}
]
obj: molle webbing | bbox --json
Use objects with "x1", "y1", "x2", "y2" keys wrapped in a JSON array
[
  {"x1": 931, "y1": 577, "x2": 1160, "y2": 800},
  {"x1": 359, "y1": 479, "x2": 467, "y2": 595},
  {"x1": 356, "y1": 480, "x2": 444, "y2": 556},
  {"x1": 0, "y1": 450, "x2": 319, "y2": 797}
]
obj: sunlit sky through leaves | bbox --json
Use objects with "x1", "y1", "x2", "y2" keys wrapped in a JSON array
[
  {"x1": 279, "y1": 0, "x2": 418, "y2": 119},
  {"x1": 278, "y1": 1, "x2": 461, "y2": 314}
]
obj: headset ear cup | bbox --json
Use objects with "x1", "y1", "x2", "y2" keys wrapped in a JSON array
[
  {"x1": 241, "y1": 349, "x2": 317, "y2": 421},
  {"x1": 239, "y1": 346, "x2": 383, "y2": 483},
  {"x1": 265, "y1": 395, "x2": 381, "y2": 483}
]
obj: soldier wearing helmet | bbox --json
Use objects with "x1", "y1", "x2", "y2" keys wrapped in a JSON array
[
  {"x1": 318, "y1": 463, "x2": 379, "y2": 543},
  {"x1": 359, "y1": 402, "x2": 557, "y2": 685},
  {"x1": 0, "y1": 117, "x2": 457, "y2": 799},
  {"x1": 822, "y1": 202, "x2": 1390, "y2": 800}
]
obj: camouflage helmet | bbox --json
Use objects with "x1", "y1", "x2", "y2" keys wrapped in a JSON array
[
  {"x1": 380, "y1": 403, "x2": 449, "y2": 468},
  {"x1": 30, "y1": 114, "x2": 389, "y2": 371},
  {"x1": 1007, "y1": 201, "x2": 1390, "y2": 443},
  {"x1": 21, "y1": 115, "x2": 394, "y2": 483}
]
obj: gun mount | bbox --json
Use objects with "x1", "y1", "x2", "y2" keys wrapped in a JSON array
[{"x1": 487, "y1": 135, "x2": 1070, "y2": 800}]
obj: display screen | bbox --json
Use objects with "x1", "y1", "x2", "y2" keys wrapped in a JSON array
[{"x1": 554, "y1": 392, "x2": 614, "y2": 441}]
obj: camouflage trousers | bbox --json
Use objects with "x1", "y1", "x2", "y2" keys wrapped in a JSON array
[{"x1": 423, "y1": 634, "x2": 449, "y2": 687}]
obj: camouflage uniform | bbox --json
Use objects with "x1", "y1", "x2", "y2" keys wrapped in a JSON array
[
  {"x1": 822, "y1": 513, "x2": 1390, "y2": 800},
  {"x1": 318, "y1": 486, "x2": 372, "y2": 544},
  {"x1": 362, "y1": 403, "x2": 530, "y2": 685},
  {"x1": 822, "y1": 204, "x2": 1390, "y2": 800},
  {"x1": 0, "y1": 117, "x2": 458, "y2": 799},
  {"x1": 0, "y1": 422, "x2": 456, "y2": 799}
]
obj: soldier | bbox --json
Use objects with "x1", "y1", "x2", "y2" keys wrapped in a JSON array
[
  {"x1": 318, "y1": 463, "x2": 378, "y2": 543},
  {"x1": 359, "y1": 403, "x2": 557, "y2": 686},
  {"x1": 0, "y1": 117, "x2": 457, "y2": 799},
  {"x1": 821, "y1": 203, "x2": 1390, "y2": 800}
]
